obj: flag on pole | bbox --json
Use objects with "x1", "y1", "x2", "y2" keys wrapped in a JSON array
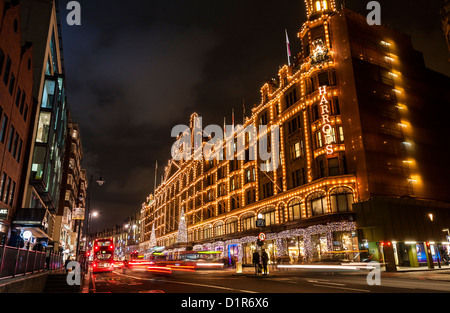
[
  {"x1": 232, "y1": 107, "x2": 235, "y2": 127},
  {"x1": 285, "y1": 29, "x2": 291, "y2": 66},
  {"x1": 242, "y1": 99, "x2": 246, "y2": 124},
  {"x1": 154, "y1": 160, "x2": 158, "y2": 192}
]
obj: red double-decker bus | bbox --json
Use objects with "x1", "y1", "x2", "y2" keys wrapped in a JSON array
[{"x1": 92, "y1": 238, "x2": 114, "y2": 273}]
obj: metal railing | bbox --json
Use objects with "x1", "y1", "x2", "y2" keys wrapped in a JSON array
[{"x1": 0, "y1": 244, "x2": 64, "y2": 280}]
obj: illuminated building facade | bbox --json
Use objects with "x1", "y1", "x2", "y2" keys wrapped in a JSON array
[
  {"x1": 53, "y1": 123, "x2": 87, "y2": 257},
  {"x1": 442, "y1": 0, "x2": 450, "y2": 61},
  {"x1": 140, "y1": 0, "x2": 450, "y2": 269},
  {"x1": 0, "y1": 0, "x2": 34, "y2": 243},
  {"x1": 8, "y1": 0, "x2": 71, "y2": 249}
]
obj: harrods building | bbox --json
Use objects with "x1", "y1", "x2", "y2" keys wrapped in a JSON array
[{"x1": 140, "y1": 0, "x2": 450, "y2": 270}]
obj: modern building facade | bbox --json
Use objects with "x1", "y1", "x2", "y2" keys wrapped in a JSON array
[
  {"x1": 0, "y1": 0, "x2": 34, "y2": 244},
  {"x1": 140, "y1": 0, "x2": 450, "y2": 270}
]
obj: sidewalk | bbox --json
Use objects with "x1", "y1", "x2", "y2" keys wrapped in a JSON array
[{"x1": 0, "y1": 268, "x2": 66, "y2": 293}]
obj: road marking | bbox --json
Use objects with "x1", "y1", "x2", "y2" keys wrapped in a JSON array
[
  {"x1": 307, "y1": 279, "x2": 346, "y2": 286},
  {"x1": 114, "y1": 271, "x2": 257, "y2": 293},
  {"x1": 312, "y1": 284, "x2": 370, "y2": 293}
]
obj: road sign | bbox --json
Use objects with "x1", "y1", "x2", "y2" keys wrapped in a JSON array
[
  {"x1": 258, "y1": 232, "x2": 266, "y2": 241},
  {"x1": 72, "y1": 208, "x2": 85, "y2": 220},
  {"x1": 256, "y1": 218, "x2": 265, "y2": 227}
]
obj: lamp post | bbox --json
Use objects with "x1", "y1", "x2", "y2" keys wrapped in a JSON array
[{"x1": 85, "y1": 175, "x2": 105, "y2": 243}]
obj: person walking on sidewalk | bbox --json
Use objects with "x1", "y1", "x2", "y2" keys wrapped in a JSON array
[
  {"x1": 261, "y1": 249, "x2": 269, "y2": 275},
  {"x1": 252, "y1": 250, "x2": 260, "y2": 275}
]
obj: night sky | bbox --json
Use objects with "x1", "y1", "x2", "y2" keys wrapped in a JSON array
[{"x1": 58, "y1": 0, "x2": 450, "y2": 232}]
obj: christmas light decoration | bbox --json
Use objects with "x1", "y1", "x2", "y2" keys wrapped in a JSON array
[{"x1": 177, "y1": 208, "x2": 187, "y2": 243}]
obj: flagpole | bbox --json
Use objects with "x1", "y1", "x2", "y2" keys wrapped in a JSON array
[
  {"x1": 154, "y1": 160, "x2": 158, "y2": 193},
  {"x1": 242, "y1": 99, "x2": 245, "y2": 124},
  {"x1": 285, "y1": 29, "x2": 291, "y2": 66}
]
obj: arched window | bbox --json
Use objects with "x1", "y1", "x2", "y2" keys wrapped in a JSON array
[
  {"x1": 214, "y1": 222, "x2": 223, "y2": 237},
  {"x1": 260, "y1": 207, "x2": 276, "y2": 226},
  {"x1": 226, "y1": 218, "x2": 238, "y2": 234},
  {"x1": 330, "y1": 187, "x2": 353, "y2": 212},
  {"x1": 288, "y1": 199, "x2": 301, "y2": 221},
  {"x1": 203, "y1": 225, "x2": 212, "y2": 239},
  {"x1": 307, "y1": 191, "x2": 326, "y2": 216},
  {"x1": 241, "y1": 213, "x2": 256, "y2": 231}
]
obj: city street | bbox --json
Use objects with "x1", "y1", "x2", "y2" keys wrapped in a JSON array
[{"x1": 88, "y1": 268, "x2": 450, "y2": 294}]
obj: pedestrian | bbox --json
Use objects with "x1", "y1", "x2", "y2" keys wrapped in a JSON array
[
  {"x1": 252, "y1": 250, "x2": 260, "y2": 275},
  {"x1": 261, "y1": 249, "x2": 269, "y2": 275}
]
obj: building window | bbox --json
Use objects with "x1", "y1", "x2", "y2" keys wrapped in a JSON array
[
  {"x1": 203, "y1": 225, "x2": 212, "y2": 239},
  {"x1": 262, "y1": 181, "x2": 273, "y2": 198},
  {"x1": 3, "y1": 56, "x2": 11, "y2": 85},
  {"x1": 328, "y1": 158, "x2": 340, "y2": 176},
  {"x1": 214, "y1": 223, "x2": 223, "y2": 237},
  {"x1": 8, "y1": 74, "x2": 15, "y2": 95},
  {"x1": 226, "y1": 218, "x2": 238, "y2": 234},
  {"x1": 0, "y1": 49, "x2": 4, "y2": 76},
  {"x1": 246, "y1": 188, "x2": 256, "y2": 204},
  {"x1": 241, "y1": 214, "x2": 255, "y2": 231},
  {"x1": 324, "y1": 127, "x2": 336, "y2": 145},
  {"x1": 0, "y1": 114, "x2": 8, "y2": 143},
  {"x1": 0, "y1": 173, "x2": 6, "y2": 202},
  {"x1": 245, "y1": 168, "x2": 255, "y2": 184},
  {"x1": 31, "y1": 146, "x2": 47, "y2": 180},
  {"x1": 292, "y1": 168, "x2": 304, "y2": 188},
  {"x1": 316, "y1": 131, "x2": 323, "y2": 148},
  {"x1": 290, "y1": 141, "x2": 301, "y2": 159},
  {"x1": 288, "y1": 199, "x2": 301, "y2": 221},
  {"x1": 3, "y1": 177, "x2": 11, "y2": 204},
  {"x1": 339, "y1": 126, "x2": 344, "y2": 142},
  {"x1": 307, "y1": 191, "x2": 326, "y2": 216},
  {"x1": 7, "y1": 126, "x2": 15, "y2": 152},
  {"x1": 11, "y1": 133, "x2": 19, "y2": 159},
  {"x1": 261, "y1": 207, "x2": 276, "y2": 226},
  {"x1": 330, "y1": 187, "x2": 354, "y2": 212},
  {"x1": 231, "y1": 197, "x2": 240, "y2": 210},
  {"x1": 218, "y1": 201, "x2": 226, "y2": 215},
  {"x1": 36, "y1": 112, "x2": 52, "y2": 143}
]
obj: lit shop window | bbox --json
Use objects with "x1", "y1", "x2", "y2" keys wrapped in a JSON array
[{"x1": 36, "y1": 112, "x2": 52, "y2": 143}]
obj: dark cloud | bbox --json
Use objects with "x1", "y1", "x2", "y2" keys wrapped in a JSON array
[{"x1": 59, "y1": 0, "x2": 450, "y2": 231}]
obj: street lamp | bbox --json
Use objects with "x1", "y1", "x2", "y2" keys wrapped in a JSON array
[{"x1": 85, "y1": 174, "x2": 106, "y2": 241}]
